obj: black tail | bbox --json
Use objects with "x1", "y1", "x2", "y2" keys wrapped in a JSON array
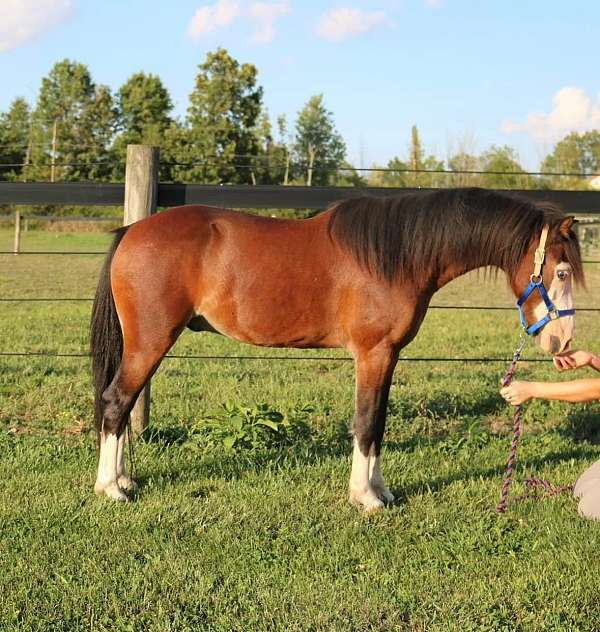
[{"x1": 90, "y1": 227, "x2": 129, "y2": 436}]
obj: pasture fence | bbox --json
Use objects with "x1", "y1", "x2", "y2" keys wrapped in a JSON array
[{"x1": 2, "y1": 145, "x2": 600, "y2": 434}]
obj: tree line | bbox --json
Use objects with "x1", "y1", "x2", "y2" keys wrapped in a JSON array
[{"x1": 0, "y1": 48, "x2": 599, "y2": 191}]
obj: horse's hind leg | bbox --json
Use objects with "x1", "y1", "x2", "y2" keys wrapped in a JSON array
[
  {"x1": 116, "y1": 430, "x2": 135, "y2": 491},
  {"x1": 95, "y1": 331, "x2": 181, "y2": 501},
  {"x1": 349, "y1": 344, "x2": 398, "y2": 512}
]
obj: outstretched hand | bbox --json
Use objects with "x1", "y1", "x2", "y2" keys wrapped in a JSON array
[{"x1": 553, "y1": 350, "x2": 593, "y2": 371}]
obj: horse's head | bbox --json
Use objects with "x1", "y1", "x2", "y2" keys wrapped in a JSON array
[{"x1": 511, "y1": 216, "x2": 583, "y2": 355}]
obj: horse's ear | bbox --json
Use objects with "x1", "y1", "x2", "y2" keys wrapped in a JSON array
[{"x1": 559, "y1": 216, "x2": 577, "y2": 238}]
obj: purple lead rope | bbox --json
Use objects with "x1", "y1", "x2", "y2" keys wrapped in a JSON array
[
  {"x1": 496, "y1": 336, "x2": 526, "y2": 514},
  {"x1": 496, "y1": 335, "x2": 572, "y2": 514}
]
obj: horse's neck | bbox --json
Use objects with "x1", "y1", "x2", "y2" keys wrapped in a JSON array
[{"x1": 434, "y1": 231, "x2": 510, "y2": 290}]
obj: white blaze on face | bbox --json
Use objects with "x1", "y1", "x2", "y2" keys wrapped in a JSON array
[{"x1": 536, "y1": 262, "x2": 575, "y2": 354}]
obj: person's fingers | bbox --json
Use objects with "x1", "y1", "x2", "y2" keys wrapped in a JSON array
[
  {"x1": 500, "y1": 385, "x2": 519, "y2": 404},
  {"x1": 554, "y1": 355, "x2": 575, "y2": 370}
]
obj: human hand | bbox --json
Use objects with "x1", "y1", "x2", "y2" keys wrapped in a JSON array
[
  {"x1": 553, "y1": 350, "x2": 593, "y2": 371},
  {"x1": 500, "y1": 381, "x2": 535, "y2": 406}
]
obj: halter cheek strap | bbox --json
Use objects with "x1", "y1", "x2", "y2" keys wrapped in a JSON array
[{"x1": 516, "y1": 224, "x2": 575, "y2": 336}]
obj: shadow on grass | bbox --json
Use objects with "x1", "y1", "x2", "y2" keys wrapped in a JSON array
[
  {"x1": 559, "y1": 409, "x2": 600, "y2": 445},
  {"x1": 390, "y1": 444, "x2": 599, "y2": 505},
  {"x1": 122, "y1": 389, "x2": 599, "y2": 502},
  {"x1": 130, "y1": 416, "x2": 600, "y2": 506},
  {"x1": 131, "y1": 417, "x2": 352, "y2": 497},
  {"x1": 388, "y1": 390, "x2": 506, "y2": 423}
]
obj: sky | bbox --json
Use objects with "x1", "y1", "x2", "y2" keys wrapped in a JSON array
[{"x1": 1, "y1": 0, "x2": 599, "y2": 170}]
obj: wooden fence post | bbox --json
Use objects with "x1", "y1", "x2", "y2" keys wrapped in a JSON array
[
  {"x1": 123, "y1": 145, "x2": 159, "y2": 435},
  {"x1": 13, "y1": 211, "x2": 21, "y2": 255}
]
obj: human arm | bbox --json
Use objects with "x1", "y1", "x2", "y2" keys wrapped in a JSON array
[
  {"x1": 553, "y1": 350, "x2": 600, "y2": 373},
  {"x1": 501, "y1": 379, "x2": 600, "y2": 405}
]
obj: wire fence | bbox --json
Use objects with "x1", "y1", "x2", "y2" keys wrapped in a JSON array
[
  {"x1": 0, "y1": 350, "x2": 558, "y2": 364},
  {"x1": 2, "y1": 152, "x2": 600, "y2": 179},
  {"x1": 1, "y1": 297, "x2": 600, "y2": 312},
  {"x1": 3, "y1": 251, "x2": 600, "y2": 263}
]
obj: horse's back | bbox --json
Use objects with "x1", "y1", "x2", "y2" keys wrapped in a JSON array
[{"x1": 109, "y1": 205, "x2": 348, "y2": 348}]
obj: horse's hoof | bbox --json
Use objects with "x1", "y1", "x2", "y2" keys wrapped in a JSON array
[
  {"x1": 95, "y1": 481, "x2": 129, "y2": 502},
  {"x1": 118, "y1": 475, "x2": 137, "y2": 492},
  {"x1": 349, "y1": 488, "x2": 385, "y2": 513},
  {"x1": 376, "y1": 488, "x2": 395, "y2": 504}
]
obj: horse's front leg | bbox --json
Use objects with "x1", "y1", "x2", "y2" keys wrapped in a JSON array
[{"x1": 349, "y1": 344, "x2": 398, "y2": 512}]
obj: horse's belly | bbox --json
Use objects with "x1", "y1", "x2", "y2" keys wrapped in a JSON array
[{"x1": 197, "y1": 297, "x2": 339, "y2": 349}]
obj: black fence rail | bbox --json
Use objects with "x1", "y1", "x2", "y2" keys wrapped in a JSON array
[{"x1": 2, "y1": 182, "x2": 600, "y2": 213}]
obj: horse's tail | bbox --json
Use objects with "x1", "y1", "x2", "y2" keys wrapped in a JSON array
[{"x1": 90, "y1": 226, "x2": 129, "y2": 438}]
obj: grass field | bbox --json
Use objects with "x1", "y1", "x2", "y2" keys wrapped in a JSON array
[{"x1": 1, "y1": 226, "x2": 600, "y2": 631}]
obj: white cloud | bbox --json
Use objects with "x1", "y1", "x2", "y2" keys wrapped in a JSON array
[
  {"x1": 0, "y1": 0, "x2": 73, "y2": 53},
  {"x1": 187, "y1": 0, "x2": 288, "y2": 43},
  {"x1": 248, "y1": 2, "x2": 290, "y2": 43},
  {"x1": 187, "y1": 0, "x2": 241, "y2": 39},
  {"x1": 425, "y1": 0, "x2": 444, "y2": 7},
  {"x1": 316, "y1": 8, "x2": 386, "y2": 42},
  {"x1": 502, "y1": 87, "x2": 600, "y2": 143}
]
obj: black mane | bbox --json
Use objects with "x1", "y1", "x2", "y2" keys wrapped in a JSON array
[{"x1": 329, "y1": 187, "x2": 583, "y2": 287}]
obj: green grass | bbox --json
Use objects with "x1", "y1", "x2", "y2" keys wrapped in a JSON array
[{"x1": 1, "y1": 228, "x2": 600, "y2": 631}]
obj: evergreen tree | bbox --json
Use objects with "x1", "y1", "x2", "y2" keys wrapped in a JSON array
[
  {"x1": 376, "y1": 125, "x2": 444, "y2": 188},
  {"x1": 294, "y1": 95, "x2": 345, "y2": 185},
  {"x1": 0, "y1": 98, "x2": 31, "y2": 181},
  {"x1": 117, "y1": 72, "x2": 173, "y2": 140},
  {"x1": 29, "y1": 59, "x2": 117, "y2": 182},
  {"x1": 112, "y1": 72, "x2": 174, "y2": 179},
  {"x1": 175, "y1": 48, "x2": 263, "y2": 184},
  {"x1": 409, "y1": 125, "x2": 422, "y2": 173}
]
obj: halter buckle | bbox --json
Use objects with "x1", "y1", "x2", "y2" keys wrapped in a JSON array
[{"x1": 534, "y1": 249, "x2": 545, "y2": 266}]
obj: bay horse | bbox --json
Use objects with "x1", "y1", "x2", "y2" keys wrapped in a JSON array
[{"x1": 90, "y1": 187, "x2": 583, "y2": 510}]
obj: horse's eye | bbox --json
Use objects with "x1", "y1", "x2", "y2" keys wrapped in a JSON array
[{"x1": 557, "y1": 270, "x2": 568, "y2": 281}]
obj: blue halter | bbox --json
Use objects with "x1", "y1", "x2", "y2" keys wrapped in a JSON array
[{"x1": 516, "y1": 225, "x2": 575, "y2": 336}]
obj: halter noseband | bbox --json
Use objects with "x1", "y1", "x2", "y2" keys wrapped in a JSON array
[{"x1": 516, "y1": 224, "x2": 575, "y2": 336}]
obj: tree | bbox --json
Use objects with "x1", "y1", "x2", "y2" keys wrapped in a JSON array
[
  {"x1": 374, "y1": 125, "x2": 444, "y2": 188},
  {"x1": 294, "y1": 95, "x2": 346, "y2": 185},
  {"x1": 447, "y1": 152, "x2": 480, "y2": 187},
  {"x1": 28, "y1": 59, "x2": 117, "y2": 182},
  {"x1": 333, "y1": 160, "x2": 368, "y2": 187},
  {"x1": 541, "y1": 131, "x2": 600, "y2": 190},
  {"x1": 277, "y1": 114, "x2": 292, "y2": 185},
  {"x1": 0, "y1": 98, "x2": 31, "y2": 181},
  {"x1": 479, "y1": 145, "x2": 531, "y2": 189},
  {"x1": 117, "y1": 72, "x2": 172, "y2": 139},
  {"x1": 175, "y1": 48, "x2": 263, "y2": 184},
  {"x1": 113, "y1": 72, "x2": 173, "y2": 166},
  {"x1": 250, "y1": 109, "x2": 287, "y2": 185}
]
